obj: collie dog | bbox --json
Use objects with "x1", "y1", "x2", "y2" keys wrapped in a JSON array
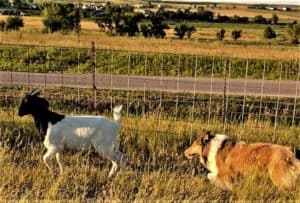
[{"x1": 184, "y1": 131, "x2": 300, "y2": 190}]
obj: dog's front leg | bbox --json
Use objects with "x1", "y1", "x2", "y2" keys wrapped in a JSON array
[
  {"x1": 207, "y1": 172, "x2": 233, "y2": 190},
  {"x1": 207, "y1": 172, "x2": 218, "y2": 182}
]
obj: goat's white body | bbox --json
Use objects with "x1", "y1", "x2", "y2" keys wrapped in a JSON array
[
  {"x1": 43, "y1": 106, "x2": 124, "y2": 178},
  {"x1": 44, "y1": 116, "x2": 119, "y2": 153}
]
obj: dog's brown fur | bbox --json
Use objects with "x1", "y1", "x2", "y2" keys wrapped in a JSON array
[{"x1": 184, "y1": 131, "x2": 300, "y2": 190}]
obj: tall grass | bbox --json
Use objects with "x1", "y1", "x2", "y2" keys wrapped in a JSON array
[
  {"x1": 0, "y1": 86, "x2": 299, "y2": 201},
  {"x1": 0, "y1": 115, "x2": 299, "y2": 201}
]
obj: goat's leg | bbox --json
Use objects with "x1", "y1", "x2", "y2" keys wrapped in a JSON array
[
  {"x1": 108, "y1": 150, "x2": 126, "y2": 178},
  {"x1": 43, "y1": 148, "x2": 57, "y2": 172},
  {"x1": 116, "y1": 151, "x2": 126, "y2": 172},
  {"x1": 108, "y1": 160, "x2": 118, "y2": 178},
  {"x1": 56, "y1": 152, "x2": 63, "y2": 174},
  {"x1": 94, "y1": 144, "x2": 122, "y2": 178}
]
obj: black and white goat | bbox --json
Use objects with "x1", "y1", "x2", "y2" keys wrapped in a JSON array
[{"x1": 18, "y1": 91, "x2": 125, "y2": 178}]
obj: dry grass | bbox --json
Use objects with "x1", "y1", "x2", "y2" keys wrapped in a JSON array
[
  {"x1": 0, "y1": 108, "x2": 299, "y2": 201},
  {"x1": 212, "y1": 9, "x2": 300, "y2": 20},
  {"x1": 0, "y1": 85, "x2": 299, "y2": 201},
  {"x1": 0, "y1": 16, "x2": 299, "y2": 60},
  {"x1": 1, "y1": 29, "x2": 299, "y2": 60}
]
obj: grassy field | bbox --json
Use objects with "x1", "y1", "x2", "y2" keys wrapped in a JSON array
[
  {"x1": 0, "y1": 86, "x2": 299, "y2": 201},
  {"x1": 0, "y1": 118, "x2": 299, "y2": 201},
  {"x1": 0, "y1": 15, "x2": 299, "y2": 60}
]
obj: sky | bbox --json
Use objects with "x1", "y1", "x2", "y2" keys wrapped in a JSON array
[{"x1": 171, "y1": 0, "x2": 300, "y2": 5}]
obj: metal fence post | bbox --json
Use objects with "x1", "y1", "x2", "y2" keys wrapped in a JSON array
[
  {"x1": 222, "y1": 59, "x2": 228, "y2": 134},
  {"x1": 292, "y1": 60, "x2": 300, "y2": 127},
  {"x1": 91, "y1": 41, "x2": 97, "y2": 113}
]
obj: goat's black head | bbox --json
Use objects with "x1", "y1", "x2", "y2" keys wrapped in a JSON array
[{"x1": 18, "y1": 91, "x2": 49, "y2": 116}]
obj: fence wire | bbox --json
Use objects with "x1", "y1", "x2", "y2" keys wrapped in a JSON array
[{"x1": 0, "y1": 43, "x2": 299, "y2": 138}]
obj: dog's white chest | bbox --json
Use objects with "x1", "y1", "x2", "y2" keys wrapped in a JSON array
[{"x1": 206, "y1": 134, "x2": 228, "y2": 181}]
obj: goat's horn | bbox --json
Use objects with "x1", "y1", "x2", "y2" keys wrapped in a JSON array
[
  {"x1": 26, "y1": 90, "x2": 34, "y2": 96},
  {"x1": 30, "y1": 90, "x2": 40, "y2": 96}
]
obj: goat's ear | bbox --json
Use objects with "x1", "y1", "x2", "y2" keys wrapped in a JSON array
[{"x1": 201, "y1": 131, "x2": 214, "y2": 145}]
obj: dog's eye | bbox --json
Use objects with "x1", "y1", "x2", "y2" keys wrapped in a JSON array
[{"x1": 24, "y1": 99, "x2": 28, "y2": 103}]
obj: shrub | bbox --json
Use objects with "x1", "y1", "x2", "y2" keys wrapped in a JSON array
[
  {"x1": 254, "y1": 15, "x2": 270, "y2": 24},
  {"x1": 216, "y1": 14, "x2": 231, "y2": 23},
  {"x1": 216, "y1": 28, "x2": 226, "y2": 40},
  {"x1": 174, "y1": 24, "x2": 196, "y2": 39},
  {"x1": 272, "y1": 13, "x2": 279, "y2": 24},
  {"x1": 286, "y1": 23, "x2": 300, "y2": 44},
  {"x1": 231, "y1": 30, "x2": 242, "y2": 41},
  {"x1": 264, "y1": 26, "x2": 276, "y2": 39},
  {"x1": 6, "y1": 16, "x2": 24, "y2": 31}
]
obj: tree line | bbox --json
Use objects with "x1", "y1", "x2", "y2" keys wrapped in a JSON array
[{"x1": 1, "y1": 2, "x2": 299, "y2": 44}]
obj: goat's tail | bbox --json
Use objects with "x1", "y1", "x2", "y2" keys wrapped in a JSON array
[{"x1": 113, "y1": 105, "x2": 123, "y2": 122}]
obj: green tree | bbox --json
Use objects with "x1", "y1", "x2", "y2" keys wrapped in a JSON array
[
  {"x1": 6, "y1": 16, "x2": 24, "y2": 31},
  {"x1": 13, "y1": 0, "x2": 23, "y2": 9},
  {"x1": 264, "y1": 26, "x2": 276, "y2": 39},
  {"x1": 174, "y1": 24, "x2": 187, "y2": 39},
  {"x1": 231, "y1": 30, "x2": 242, "y2": 41},
  {"x1": 96, "y1": 17, "x2": 113, "y2": 34},
  {"x1": 95, "y1": 5, "x2": 141, "y2": 37},
  {"x1": 42, "y1": 3, "x2": 82, "y2": 33},
  {"x1": 286, "y1": 23, "x2": 300, "y2": 44},
  {"x1": 117, "y1": 14, "x2": 142, "y2": 36},
  {"x1": 0, "y1": 0, "x2": 9, "y2": 7},
  {"x1": 272, "y1": 13, "x2": 279, "y2": 24},
  {"x1": 216, "y1": 28, "x2": 226, "y2": 40},
  {"x1": 186, "y1": 25, "x2": 196, "y2": 38},
  {"x1": 150, "y1": 15, "x2": 168, "y2": 38},
  {"x1": 140, "y1": 24, "x2": 152, "y2": 38}
]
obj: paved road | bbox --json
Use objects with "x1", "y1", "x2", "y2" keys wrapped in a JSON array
[{"x1": 0, "y1": 71, "x2": 299, "y2": 98}]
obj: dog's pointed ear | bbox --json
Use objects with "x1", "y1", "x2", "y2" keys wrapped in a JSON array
[{"x1": 201, "y1": 131, "x2": 214, "y2": 145}]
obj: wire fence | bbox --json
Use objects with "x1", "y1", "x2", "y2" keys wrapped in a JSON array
[{"x1": 0, "y1": 43, "x2": 299, "y2": 137}]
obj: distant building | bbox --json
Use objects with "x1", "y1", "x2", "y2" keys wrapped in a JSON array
[
  {"x1": 134, "y1": 4, "x2": 146, "y2": 9},
  {"x1": 266, "y1": 6, "x2": 277, "y2": 10},
  {"x1": 280, "y1": 7, "x2": 291, "y2": 11}
]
